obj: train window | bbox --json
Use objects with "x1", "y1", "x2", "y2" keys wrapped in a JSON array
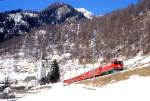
[
  {"x1": 118, "y1": 61, "x2": 121, "y2": 64},
  {"x1": 114, "y1": 61, "x2": 123, "y2": 64},
  {"x1": 114, "y1": 61, "x2": 118, "y2": 64},
  {"x1": 120, "y1": 61, "x2": 123, "y2": 64}
]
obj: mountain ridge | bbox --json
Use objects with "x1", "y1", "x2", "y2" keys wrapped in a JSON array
[{"x1": 0, "y1": 2, "x2": 87, "y2": 42}]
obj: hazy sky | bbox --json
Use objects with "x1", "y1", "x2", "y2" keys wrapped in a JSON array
[{"x1": 0, "y1": 0, "x2": 138, "y2": 15}]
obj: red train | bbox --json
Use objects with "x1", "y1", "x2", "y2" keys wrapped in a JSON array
[{"x1": 64, "y1": 59, "x2": 124, "y2": 84}]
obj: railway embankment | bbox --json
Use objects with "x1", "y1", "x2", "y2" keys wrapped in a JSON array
[{"x1": 77, "y1": 66, "x2": 150, "y2": 87}]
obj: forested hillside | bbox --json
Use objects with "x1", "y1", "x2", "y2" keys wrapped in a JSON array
[{"x1": 0, "y1": 0, "x2": 149, "y2": 70}]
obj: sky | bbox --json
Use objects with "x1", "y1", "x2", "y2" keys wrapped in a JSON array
[{"x1": 0, "y1": 0, "x2": 138, "y2": 15}]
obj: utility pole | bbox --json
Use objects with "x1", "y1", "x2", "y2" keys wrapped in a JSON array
[
  {"x1": 61, "y1": 68, "x2": 65, "y2": 83},
  {"x1": 69, "y1": 69, "x2": 71, "y2": 83},
  {"x1": 92, "y1": 29, "x2": 96, "y2": 80},
  {"x1": 83, "y1": 46, "x2": 86, "y2": 74},
  {"x1": 84, "y1": 62, "x2": 86, "y2": 74},
  {"x1": 76, "y1": 24, "x2": 80, "y2": 75},
  {"x1": 77, "y1": 24, "x2": 80, "y2": 64},
  {"x1": 75, "y1": 68, "x2": 78, "y2": 76}
]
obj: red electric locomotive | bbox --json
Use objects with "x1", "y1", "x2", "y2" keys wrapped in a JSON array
[{"x1": 64, "y1": 59, "x2": 124, "y2": 84}]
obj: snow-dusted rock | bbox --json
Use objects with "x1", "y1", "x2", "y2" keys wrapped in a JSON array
[{"x1": 76, "y1": 8, "x2": 93, "y2": 19}]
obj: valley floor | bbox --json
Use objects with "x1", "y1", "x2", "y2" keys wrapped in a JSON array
[{"x1": 1, "y1": 66, "x2": 149, "y2": 101}]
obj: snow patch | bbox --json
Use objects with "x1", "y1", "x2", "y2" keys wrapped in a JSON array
[
  {"x1": 38, "y1": 30, "x2": 47, "y2": 36},
  {"x1": 0, "y1": 28, "x2": 4, "y2": 32},
  {"x1": 124, "y1": 54, "x2": 150, "y2": 68},
  {"x1": 76, "y1": 8, "x2": 93, "y2": 19},
  {"x1": 9, "y1": 13, "x2": 26, "y2": 25},
  {"x1": 23, "y1": 12, "x2": 38, "y2": 17}
]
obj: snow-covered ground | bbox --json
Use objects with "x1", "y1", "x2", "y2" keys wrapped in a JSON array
[
  {"x1": 11, "y1": 75, "x2": 150, "y2": 101},
  {"x1": 0, "y1": 72, "x2": 36, "y2": 83},
  {"x1": 0, "y1": 58, "x2": 37, "y2": 83},
  {"x1": 124, "y1": 54, "x2": 150, "y2": 69}
]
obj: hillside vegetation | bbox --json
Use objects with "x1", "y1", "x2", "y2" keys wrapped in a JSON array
[{"x1": 0, "y1": 0, "x2": 149, "y2": 71}]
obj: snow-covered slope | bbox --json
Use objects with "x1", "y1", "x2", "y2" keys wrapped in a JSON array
[
  {"x1": 17, "y1": 75, "x2": 150, "y2": 101},
  {"x1": 124, "y1": 54, "x2": 150, "y2": 69},
  {"x1": 76, "y1": 8, "x2": 93, "y2": 19}
]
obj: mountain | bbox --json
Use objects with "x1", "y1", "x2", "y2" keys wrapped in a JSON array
[
  {"x1": 0, "y1": 0, "x2": 150, "y2": 75},
  {"x1": 40, "y1": 2, "x2": 86, "y2": 24},
  {"x1": 76, "y1": 8, "x2": 93, "y2": 19},
  {"x1": 0, "y1": 2, "x2": 86, "y2": 42},
  {"x1": 0, "y1": 10, "x2": 40, "y2": 42}
]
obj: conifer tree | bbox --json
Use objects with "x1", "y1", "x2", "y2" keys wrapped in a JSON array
[{"x1": 47, "y1": 59, "x2": 60, "y2": 83}]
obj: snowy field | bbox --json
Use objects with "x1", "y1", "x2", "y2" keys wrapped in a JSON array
[{"x1": 6, "y1": 75, "x2": 149, "y2": 101}]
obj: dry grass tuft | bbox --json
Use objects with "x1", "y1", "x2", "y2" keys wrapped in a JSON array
[{"x1": 77, "y1": 66, "x2": 150, "y2": 87}]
